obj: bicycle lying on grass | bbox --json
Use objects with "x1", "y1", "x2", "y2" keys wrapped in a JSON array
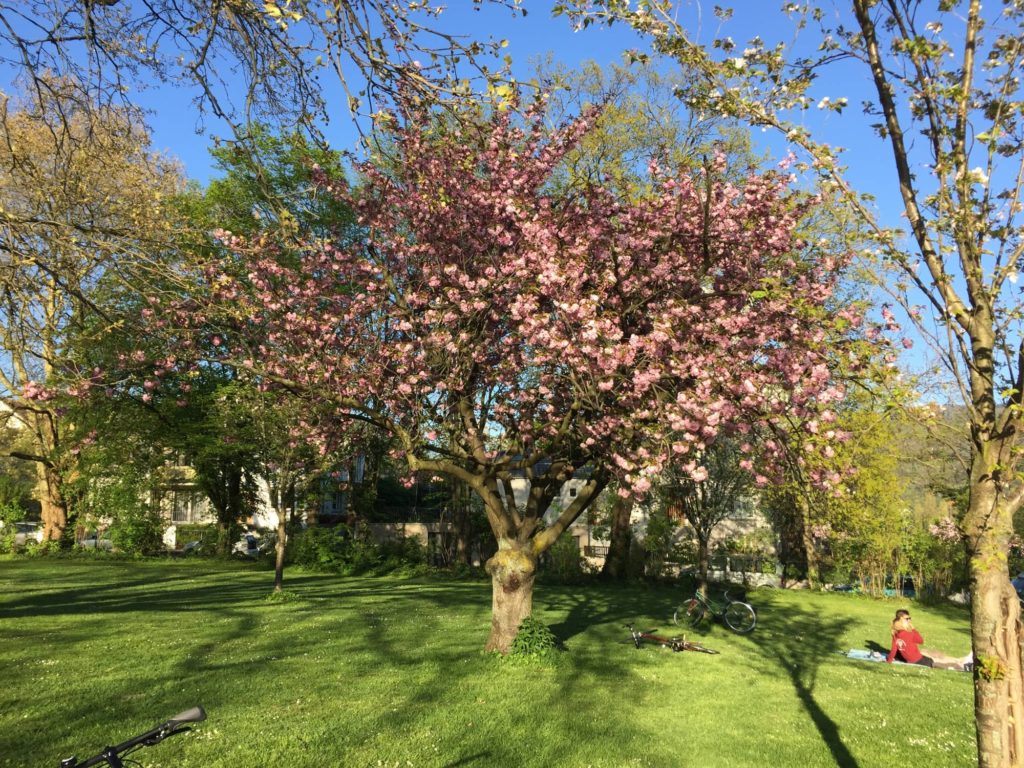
[
  {"x1": 673, "y1": 589, "x2": 757, "y2": 634},
  {"x1": 60, "y1": 706, "x2": 206, "y2": 767},
  {"x1": 626, "y1": 624, "x2": 720, "y2": 654}
]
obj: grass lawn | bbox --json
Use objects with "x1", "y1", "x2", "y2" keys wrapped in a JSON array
[{"x1": 0, "y1": 559, "x2": 975, "y2": 767}]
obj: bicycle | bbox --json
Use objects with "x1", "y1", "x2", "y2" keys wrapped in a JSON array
[
  {"x1": 673, "y1": 588, "x2": 757, "y2": 634},
  {"x1": 625, "y1": 623, "x2": 720, "y2": 654},
  {"x1": 60, "y1": 706, "x2": 206, "y2": 767}
]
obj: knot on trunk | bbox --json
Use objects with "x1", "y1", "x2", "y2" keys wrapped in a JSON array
[{"x1": 486, "y1": 548, "x2": 536, "y2": 593}]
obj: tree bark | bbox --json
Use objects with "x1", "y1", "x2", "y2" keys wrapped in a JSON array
[
  {"x1": 36, "y1": 462, "x2": 68, "y2": 542},
  {"x1": 695, "y1": 532, "x2": 710, "y2": 593},
  {"x1": 796, "y1": 493, "x2": 819, "y2": 589},
  {"x1": 484, "y1": 545, "x2": 537, "y2": 653},
  {"x1": 601, "y1": 495, "x2": 632, "y2": 579},
  {"x1": 273, "y1": 485, "x2": 287, "y2": 593},
  {"x1": 965, "y1": 468, "x2": 1024, "y2": 768},
  {"x1": 452, "y1": 478, "x2": 472, "y2": 565}
]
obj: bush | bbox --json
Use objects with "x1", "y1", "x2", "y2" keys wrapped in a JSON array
[
  {"x1": 508, "y1": 615, "x2": 560, "y2": 661},
  {"x1": 644, "y1": 508, "x2": 683, "y2": 579},
  {"x1": 173, "y1": 524, "x2": 218, "y2": 553},
  {"x1": 539, "y1": 533, "x2": 590, "y2": 584},
  {"x1": 288, "y1": 527, "x2": 430, "y2": 576},
  {"x1": 0, "y1": 502, "x2": 24, "y2": 553},
  {"x1": 110, "y1": 506, "x2": 165, "y2": 555}
]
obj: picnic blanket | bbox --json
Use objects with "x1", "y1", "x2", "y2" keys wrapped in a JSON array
[
  {"x1": 843, "y1": 648, "x2": 970, "y2": 672},
  {"x1": 845, "y1": 649, "x2": 886, "y2": 662}
]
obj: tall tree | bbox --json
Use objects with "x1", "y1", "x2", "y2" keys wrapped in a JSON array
[
  {"x1": 0, "y1": 82, "x2": 183, "y2": 540},
  {"x1": 559, "y1": 2, "x2": 1024, "y2": 763},
  {"x1": 148, "y1": 94, "x2": 864, "y2": 652},
  {"x1": 539, "y1": 60, "x2": 771, "y2": 580},
  {"x1": 662, "y1": 439, "x2": 754, "y2": 592}
]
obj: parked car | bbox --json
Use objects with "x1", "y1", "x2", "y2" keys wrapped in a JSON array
[
  {"x1": 232, "y1": 532, "x2": 275, "y2": 558},
  {"x1": 78, "y1": 530, "x2": 114, "y2": 550},
  {"x1": 11, "y1": 521, "x2": 43, "y2": 547}
]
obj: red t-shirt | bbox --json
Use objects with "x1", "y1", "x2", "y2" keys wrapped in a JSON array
[{"x1": 888, "y1": 629, "x2": 924, "y2": 663}]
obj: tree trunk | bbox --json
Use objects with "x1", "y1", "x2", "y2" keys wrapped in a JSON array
[
  {"x1": 695, "y1": 533, "x2": 710, "y2": 593},
  {"x1": 965, "y1": 469, "x2": 1024, "y2": 768},
  {"x1": 272, "y1": 518, "x2": 288, "y2": 593},
  {"x1": 601, "y1": 495, "x2": 632, "y2": 579},
  {"x1": 484, "y1": 545, "x2": 537, "y2": 653},
  {"x1": 273, "y1": 486, "x2": 287, "y2": 593},
  {"x1": 36, "y1": 462, "x2": 68, "y2": 542},
  {"x1": 452, "y1": 479, "x2": 472, "y2": 565},
  {"x1": 796, "y1": 493, "x2": 819, "y2": 588}
]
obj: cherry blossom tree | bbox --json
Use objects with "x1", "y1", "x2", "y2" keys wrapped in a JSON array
[
  {"x1": 556, "y1": 1, "x2": 1024, "y2": 762},
  {"x1": 156, "y1": 95, "x2": 862, "y2": 652}
]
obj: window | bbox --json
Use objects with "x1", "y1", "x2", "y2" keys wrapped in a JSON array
[{"x1": 171, "y1": 490, "x2": 207, "y2": 523}]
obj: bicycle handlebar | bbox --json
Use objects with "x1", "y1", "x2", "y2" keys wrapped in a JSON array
[{"x1": 61, "y1": 706, "x2": 206, "y2": 768}]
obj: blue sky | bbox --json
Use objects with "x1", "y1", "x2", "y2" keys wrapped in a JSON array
[
  {"x1": 136, "y1": 3, "x2": 902, "y2": 230},
  {"x1": 141, "y1": 3, "x2": 650, "y2": 184}
]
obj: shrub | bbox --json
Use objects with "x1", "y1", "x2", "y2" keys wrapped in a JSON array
[
  {"x1": 110, "y1": 506, "x2": 165, "y2": 555},
  {"x1": 508, "y1": 615, "x2": 560, "y2": 661},
  {"x1": 644, "y1": 508, "x2": 683, "y2": 579},
  {"x1": 173, "y1": 524, "x2": 218, "y2": 553},
  {"x1": 539, "y1": 533, "x2": 590, "y2": 584},
  {"x1": 288, "y1": 527, "x2": 430, "y2": 576},
  {"x1": 0, "y1": 502, "x2": 24, "y2": 553}
]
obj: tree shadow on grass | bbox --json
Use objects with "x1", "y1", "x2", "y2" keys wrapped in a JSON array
[
  {"x1": 541, "y1": 581, "x2": 681, "y2": 646},
  {"x1": 746, "y1": 598, "x2": 860, "y2": 768},
  {"x1": 539, "y1": 582, "x2": 864, "y2": 768}
]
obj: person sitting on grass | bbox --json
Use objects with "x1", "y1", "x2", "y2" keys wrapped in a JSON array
[{"x1": 887, "y1": 609, "x2": 973, "y2": 671}]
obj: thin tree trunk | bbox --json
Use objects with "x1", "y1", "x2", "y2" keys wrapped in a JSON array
[
  {"x1": 696, "y1": 533, "x2": 710, "y2": 594},
  {"x1": 273, "y1": 485, "x2": 287, "y2": 593},
  {"x1": 796, "y1": 493, "x2": 819, "y2": 588},
  {"x1": 452, "y1": 479, "x2": 472, "y2": 565},
  {"x1": 484, "y1": 544, "x2": 537, "y2": 653},
  {"x1": 601, "y1": 495, "x2": 632, "y2": 579},
  {"x1": 965, "y1": 467, "x2": 1024, "y2": 767}
]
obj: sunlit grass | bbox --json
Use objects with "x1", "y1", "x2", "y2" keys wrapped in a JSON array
[{"x1": 0, "y1": 560, "x2": 974, "y2": 767}]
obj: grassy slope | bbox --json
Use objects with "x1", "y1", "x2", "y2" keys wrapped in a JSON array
[{"x1": 0, "y1": 560, "x2": 974, "y2": 767}]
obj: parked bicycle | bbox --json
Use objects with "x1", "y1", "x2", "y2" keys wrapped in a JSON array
[
  {"x1": 673, "y1": 589, "x2": 757, "y2": 634},
  {"x1": 60, "y1": 706, "x2": 206, "y2": 767},
  {"x1": 625, "y1": 624, "x2": 719, "y2": 654}
]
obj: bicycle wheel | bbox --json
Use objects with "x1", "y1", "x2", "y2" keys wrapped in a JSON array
[
  {"x1": 682, "y1": 640, "x2": 720, "y2": 655},
  {"x1": 723, "y1": 601, "x2": 757, "y2": 634},
  {"x1": 674, "y1": 598, "x2": 706, "y2": 628}
]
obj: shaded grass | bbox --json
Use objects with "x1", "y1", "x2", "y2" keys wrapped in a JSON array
[{"x1": 0, "y1": 560, "x2": 975, "y2": 767}]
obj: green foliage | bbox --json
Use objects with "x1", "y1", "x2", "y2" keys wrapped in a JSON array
[
  {"x1": 0, "y1": 456, "x2": 34, "y2": 512},
  {"x1": 0, "y1": 502, "x2": 24, "y2": 553},
  {"x1": 539, "y1": 533, "x2": 591, "y2": 584},
  {"x1": 74, "y1": 467, "x2": 164, "y2": 555},
  {"x1": 202, "y1": 125, "x2": 353, "y2": 239},
  {"x1": 507, "y1": 615, "x2": 560, "y2": 662},
  {"x1": 109, "y1": 506, "x2": 165, "y2": 556},
  {"x1": 173, "y1": 524, "x2": 218, "y2": 551},
  {"x1": 288, "y1": 526, "x2": 429, "y2": 576},
  {"x1": 643, "y1": 507, "x2": 683, "y2": 579},
  {"x1": 976, "y1": 654, "x2": 1007, "y2": 682}
]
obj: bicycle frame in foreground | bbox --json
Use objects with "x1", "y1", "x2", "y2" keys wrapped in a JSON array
[{"x1": 60, "y1": 706, "x2": 206, "y2": 767}]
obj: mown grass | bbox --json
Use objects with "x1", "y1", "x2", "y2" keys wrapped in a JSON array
[{"x1": 0, "y1": 559, "x2": 975, "y2": 767}]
